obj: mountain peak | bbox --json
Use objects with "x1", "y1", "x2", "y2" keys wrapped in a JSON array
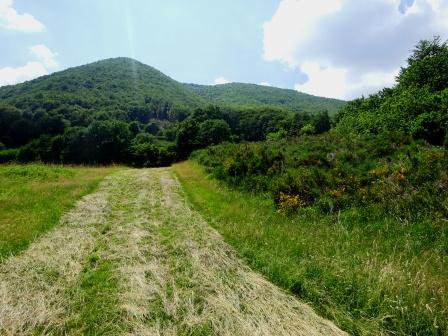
[{"x1": 0, "y1": 58, "x2": 344, "y2": 115}]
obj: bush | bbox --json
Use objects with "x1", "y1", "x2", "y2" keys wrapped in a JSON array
[
  {"x1": 0, "y1": 148, "x2": 19, "y2": 163},
  {"x1": 299, "y1": 124, "x2": 315, "y2": 136},
  {"x1": 193, "y1": 132, "x2": 448, "y2": 220}
]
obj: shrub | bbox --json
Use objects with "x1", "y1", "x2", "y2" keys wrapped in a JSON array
[
  {"x1": 277, "y1": 192, "x2": 304, "y2": 214},
  {"x1": 193, "y1": 132, "x2": 448, "y2": 221},
  {"x1": 0, "y1": 148, "x2": 19, "y2": 163}
]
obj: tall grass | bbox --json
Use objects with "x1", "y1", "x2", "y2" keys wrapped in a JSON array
[
  {"x1": 0, "y1": 164, "x2": 118, "y2": 259},
  {"x1": 173, "y1": 161, "x2": 448, "y2": 336}
]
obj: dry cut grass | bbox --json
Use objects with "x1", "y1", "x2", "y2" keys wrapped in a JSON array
[
  {"x1": 0, "y1": 173, "x2": 117, "y2": 335},
  {"x1": 0, "y1": 167, "x2": 346, "y2": 335},
  {"x1": 111, "y1": 168, "x2": 346, "y2": 335}
]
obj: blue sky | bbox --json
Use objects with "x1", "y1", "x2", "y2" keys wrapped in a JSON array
[{"x1": 1, "y1": 0, "x2": 448, "y2": 99}]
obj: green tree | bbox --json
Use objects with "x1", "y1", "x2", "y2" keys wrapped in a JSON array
[
  {"x1": 336, "y1": 38, "x2": 448, "y2": 145},
  {"x1": 84, "y1": 120, "x2": 132, "y2": 163},
  {"x1": 398, "y1": 36, "x2": 448, "y2": 91},
  {"x1": 145, "y1": 122, "x2": 159, "y2": 135},
  {"x1": 197, "y1": 119, "x2": 231, "y2": 146},
  {"x1": 9, "y1": 119, "x2": 35, "y2": 147},
  {"x1": 176, "y1": 118, "x2": 200, "y2": 158},
  {"x1": 128, "y1": 121, "x2": 140, "y2": 136},
  {"x1": 37, "y1": 115, "x2": 67, "y2": 136},
  {"x1": 314, "y1": 111, "x2": 331, "y2": 134}
]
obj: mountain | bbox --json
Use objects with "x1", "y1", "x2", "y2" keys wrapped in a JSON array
[
  {"x1": 0, "y1": 58, "x2": 204, "y2": 120},
  {"x1": 0, "y1": 58, "x2": 344, "y2": 119},
  {"x1": 184, "y1": 83, "x2": 345, "y2": 115}
]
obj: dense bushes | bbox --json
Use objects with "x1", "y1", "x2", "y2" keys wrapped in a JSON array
[
  {"x1": 0, "y1": 149, "x2": 19, "y2": 163},
  {"x1": 193, "y1": 132, "x2": 448, "y2": 221}
]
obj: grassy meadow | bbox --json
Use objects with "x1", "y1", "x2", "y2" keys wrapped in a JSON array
[
  {"x1": 173, "y1": 161, "x2": 447, "y2": 336},
  {"x1": 0, "y1": 164, "x2": 119, "y2": 259}
]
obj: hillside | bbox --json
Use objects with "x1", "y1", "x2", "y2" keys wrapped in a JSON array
[
  {"x1": 184, "y1": 83, "x2": 345, "y2": 115},
  {"x1": 0, "y1": 58, "x2": 204, "y2": 120},
  {"x1": 0, "y1": 58, "x2": 343, "y2": 120}
]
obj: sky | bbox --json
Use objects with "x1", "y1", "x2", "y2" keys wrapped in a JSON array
[{"x1": 1, "y1": 0, "x2": 448, "y2": 100}]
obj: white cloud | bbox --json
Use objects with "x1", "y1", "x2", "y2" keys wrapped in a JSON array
[
  {"x1": 263, "y1": 0, "x2": 448, "y2": 99},
  {"x1": 0, "y1": 62, "x2": 47, "y2": 86},
  {"x1": 0, "y1": 0, "x2": 45, "y2": 32},
  {"x1": 295, "y1": 61, "x2": 398, "y2": 99},
  {"x1": 263, "y1": 0, "x2": 342, "y2": 67},
  {"x1": 29, "y1": 44, "x2": 58, "y2": 69},
  {"x1": 295, "y1": 61, "x2": 349, "y2": 99},
  {"x1": 0, "y1": 44, "x2": 58, "y2": 87},
  {"x1": 259, "y1": 81, "x2": 272, "y2": 86},
  {"x1": 213, "y1": 76, "x2": 231, "y2": 85}
]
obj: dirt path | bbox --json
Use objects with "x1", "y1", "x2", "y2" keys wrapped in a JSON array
[{"x1": 0, "y1": 168, "x2": 346, "y2": 336}]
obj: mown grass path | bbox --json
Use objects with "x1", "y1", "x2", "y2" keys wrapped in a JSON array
[{"x1": 0, "y1": 168, "x2": 346, "y2": 336}]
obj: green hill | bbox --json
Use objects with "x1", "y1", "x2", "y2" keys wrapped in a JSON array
[
  {"x1": 184, "y1": 83, "x2": 345, "y2": 115},
  {"x1": 0, "y1": 57, "x2": 204, "y2": 120},
  {"x1": 0, "y1": 58, "x2": 344, "y2": 119}
]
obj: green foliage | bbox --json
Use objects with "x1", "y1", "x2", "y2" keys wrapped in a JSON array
[
  {"x1": 398, "y1": 36, "x2": 448, "y2": 91},
  {"x1": 145, "y1": 121, "x2": 160, "y2": 135},
  {"x1": 173, "y1": 104, "x2": 332, "y2": 159},
  {"x1": 185, "y1": 83, "x2": 345, "y2": 115},
  {"x1": 83, "y1": 120, "x2": 132, "y2": 163},
  {"x1": 299, "y1": 124, "x2": 315, "y2": 136},
  {"x1": 197, "y1": 119, "x2": 231, "y2": 146},
  {"x1": 192, "y1": 132, "x2": 448, "y2": 221},
  {"x1": 18, "y1": 135, "x2": 57, "y2": 163},
  {"x1": 128, "y1": 121, "x2": 140, "y2": 136},
  {"x1": 0, "y1": 148, "x2": 19, "y2": 163},
  {"x1": 410, "y1": 110, "x2": 447, "y2": 144},
  {"x1": 128, "y1": 133, "x2": 177, "y2": 167},
  {"x1": 266, "y1": 129, "x2": 287, "y2": 141},
  {"x1": 337, "y1": 37, "x2": 448, "y2": 145},
  {"x1": 0, "y1": 57, "x2": 203, "y2": 117}
]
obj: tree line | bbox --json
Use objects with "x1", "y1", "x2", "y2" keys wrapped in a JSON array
[{"x1": 0, "y1": 101, "x2": 331, "y2": 166}]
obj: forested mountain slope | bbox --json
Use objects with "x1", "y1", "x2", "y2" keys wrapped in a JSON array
[
  {"x1": 184, "y1": 82, "x2": 345, "y2": 115},
  {"x1": 0, "y1": 58, "x2": 343, "y2": 122},
  {"x1": 0, "y1": 57, "x2": 203, "y2": 121}
]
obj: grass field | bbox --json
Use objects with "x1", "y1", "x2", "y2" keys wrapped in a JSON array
[
  {"x1": 1, "y1": 168, "x2": 344, "y2": 335},
  {"x1": 0, "y1": 164, "x2": 119, "y2": 259},
  {"x1": 173, "y1": 161, "x2": 448, "y2": 336}
]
